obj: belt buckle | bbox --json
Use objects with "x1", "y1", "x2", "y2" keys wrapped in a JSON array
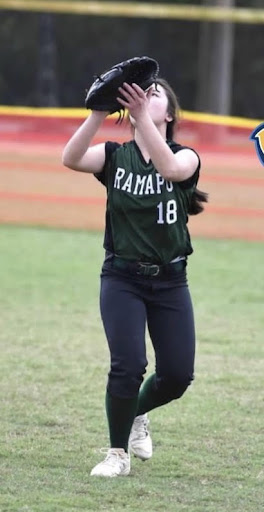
[
  {"x1": 136, "y1": 262, "x2": 160, "y2": 276},
  {"x1": 150, "y1": 264, "x2": 160, "y2": 276}
]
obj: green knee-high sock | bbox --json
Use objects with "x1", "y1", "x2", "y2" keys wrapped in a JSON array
[
  {"x1": 105, "y1": 391, "x2": 138, "y2": 452},
  {"x1": 136, "y1": 373, "x2": 170, "y2": 415}
]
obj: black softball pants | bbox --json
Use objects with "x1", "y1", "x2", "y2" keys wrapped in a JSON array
[{"x1": 100, "y1": 262, "x2": 196, "y2": 412}]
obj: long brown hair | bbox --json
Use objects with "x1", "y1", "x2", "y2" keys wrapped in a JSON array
[
  {"x1": 157, "y1": 78, "x2": 208, "y2": 215},
  {"x1": 128, "y1": 77, "x2": 208, "y2": 215}
]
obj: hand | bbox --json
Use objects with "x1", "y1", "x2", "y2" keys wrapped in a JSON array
[{"x1": 117, "y1": 82, "x2": 151, "y2": 121}]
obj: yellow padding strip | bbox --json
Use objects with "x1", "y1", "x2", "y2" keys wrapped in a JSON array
[
  {"x1": 0, "y1": 106, "x2": 89, "y2": 118},
  {"x1": 179, "y1": 111, "x2": 262, "y2": 129},
  {"x1": 0, "y1": 1, "x2": 264, "y2": 24},
  {"x1": 0, "y1": 105, "x2": 261, "y2": 129}
]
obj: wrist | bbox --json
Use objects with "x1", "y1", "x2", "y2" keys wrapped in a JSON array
[{"x1": 90, "y1": 110, "x2": 109, "y2": 120}]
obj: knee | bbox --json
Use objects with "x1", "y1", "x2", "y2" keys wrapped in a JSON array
[
  {"x1": 156, "y1": 372, "x2": 194, "y2": 400},
  {"x1": 108, "y1": 364, "x2": 146, "y2": 399}
]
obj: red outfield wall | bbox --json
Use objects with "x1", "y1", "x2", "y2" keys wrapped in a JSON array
[{"x1": 0, "y1": 110, "x2": 263, "y2": 241}]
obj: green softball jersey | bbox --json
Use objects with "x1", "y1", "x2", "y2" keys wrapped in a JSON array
[{"x1": 94, "y1": 140, "x2": 200, "y2": 265}]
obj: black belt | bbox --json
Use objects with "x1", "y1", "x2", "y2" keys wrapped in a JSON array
[{"x1": 112, "y1": 256, "x2": 186, "y2": 277}]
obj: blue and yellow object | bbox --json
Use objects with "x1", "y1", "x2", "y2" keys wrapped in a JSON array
[{"x1": 250, "y1": 123, "x2": 264, "y2": 166}]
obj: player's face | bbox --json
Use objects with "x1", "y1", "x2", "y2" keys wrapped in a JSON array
[
  {"x1": 146, "y1": 84, "x2": 173, "y2": 126},
  {"x1": 129, "y1": 84, "x2": 173, "y2": 129}
]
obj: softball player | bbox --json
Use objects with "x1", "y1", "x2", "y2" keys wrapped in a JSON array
[{"x1": 62, "y1": 78, "x2": 207, "y2": 477}]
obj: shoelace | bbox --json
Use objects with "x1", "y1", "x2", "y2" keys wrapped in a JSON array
[
  {"x1": 98, "y1": 448, "x2": 126, "y2": 467},
  {"x1": 132, "y1": 417, "x2": 149, "y2": 440}
]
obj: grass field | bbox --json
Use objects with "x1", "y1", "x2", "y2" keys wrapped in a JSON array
[{"x1": 0, "y1": 225, "x2": 263, "y2": 512}]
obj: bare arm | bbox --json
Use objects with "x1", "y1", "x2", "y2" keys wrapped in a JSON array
[
  {"x1": 117, "y1": 83, "x2": 199, "y2": 182},
  {"x1": 133, "y1": 114, "x2": 199, "y2": 182},
  {"x1": 62, "y1": 111, "x2": 108, "y2": 173}
]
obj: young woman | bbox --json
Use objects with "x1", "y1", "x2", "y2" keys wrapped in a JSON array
[{"x1": 62, "y1": 77, "x2": 207, "y2": 477}]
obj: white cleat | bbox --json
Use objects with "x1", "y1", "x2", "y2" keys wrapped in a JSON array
[
  {"x1": 129, "y1": 414, "x2": 153, "y2": 461},
  {"x1": 90, "y1": 448, "x2": 131, "y2": 477}
]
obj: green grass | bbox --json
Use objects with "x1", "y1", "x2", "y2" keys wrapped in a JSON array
[{"x1": 0, "y1": 225, "x2": 263, "y2": 512}]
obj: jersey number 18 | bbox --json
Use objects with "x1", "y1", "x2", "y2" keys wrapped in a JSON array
[{"x1": 157, "y1": 200, "x2": 177, "y2": 224}]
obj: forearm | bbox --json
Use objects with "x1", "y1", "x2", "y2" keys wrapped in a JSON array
[
  {"x1": 135, "y1": 114, "x2": 177, "y2": 180},
  {"x1": 62, "y1": 111, "x2": 107, "y2": 166}
]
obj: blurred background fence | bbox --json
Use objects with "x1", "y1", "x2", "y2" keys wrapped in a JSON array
[{"x1": 0, "y1": 0, "x2": 263, "y2": 240}]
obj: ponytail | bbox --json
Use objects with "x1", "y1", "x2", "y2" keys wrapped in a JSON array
[{"x1": 188, "y1": 188, "x2": 209, "y2": 215}]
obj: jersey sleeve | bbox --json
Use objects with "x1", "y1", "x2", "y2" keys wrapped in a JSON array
[
  {"x1": 169, "y1": 141, "x2": 201, "y2": 190},
  {"x1": 93, "y1": 141, "x2": 120, "y2": 186}
]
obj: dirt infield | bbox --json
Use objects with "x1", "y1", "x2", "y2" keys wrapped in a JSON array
[{"x1": 0, "y1": 116, "x2": 263, "y2": 241}]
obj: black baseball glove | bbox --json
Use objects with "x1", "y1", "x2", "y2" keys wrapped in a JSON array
[{"x1": 85, "y1": 56, "x2": 159, "y2": 119}]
